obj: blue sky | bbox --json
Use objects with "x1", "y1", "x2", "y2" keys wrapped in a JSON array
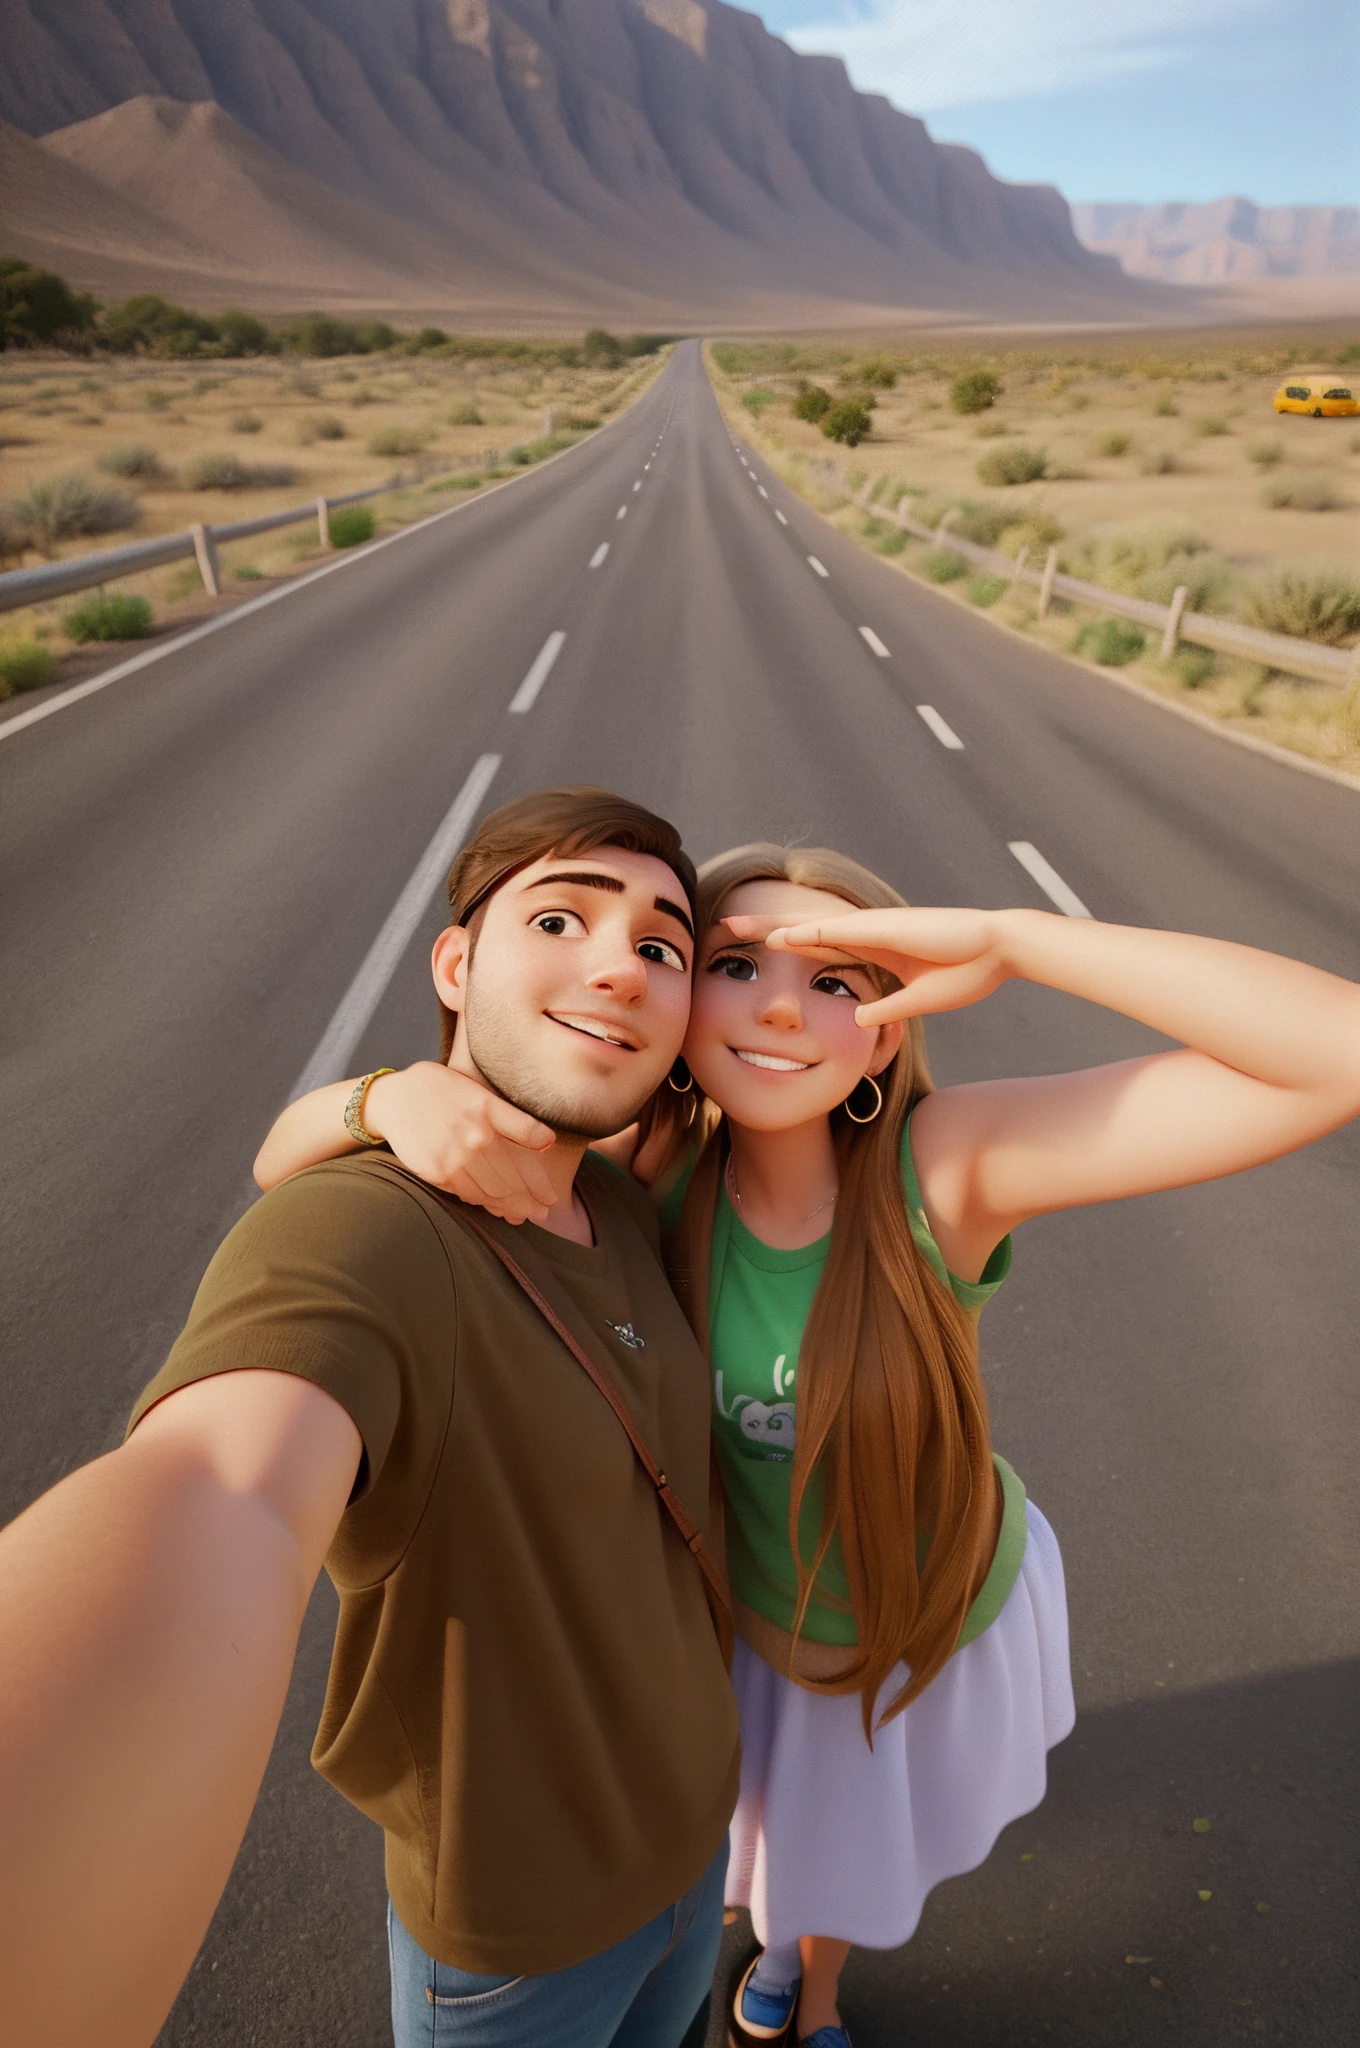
[{"x1": 755, "y1": 0, "x2": 1358, "y2": 205}]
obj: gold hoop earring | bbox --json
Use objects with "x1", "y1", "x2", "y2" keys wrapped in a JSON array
[
  {"x1": 844, "y1": 1073, "x2": 883, "y2": 1123},
  {"x1": 667, "y1": 1058, "x2": 695, "y2": 1094}
]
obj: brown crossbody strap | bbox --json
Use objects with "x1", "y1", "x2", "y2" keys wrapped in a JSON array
[{"x1": 448, "y1": 1204, "x2": 734, "y2": 1668}]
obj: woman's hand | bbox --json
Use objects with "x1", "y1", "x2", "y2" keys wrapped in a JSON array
[
  {"x1": 362, "y1": 1064, "x2": 558, "y2": 1224},
  {"x1": 730, "y1": 907, "x2": 1015, "y2": 1026}
]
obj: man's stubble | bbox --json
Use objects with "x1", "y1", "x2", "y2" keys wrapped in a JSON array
[{"x1": 460, "y1": 979, "x2": 663, "y2": 1141}]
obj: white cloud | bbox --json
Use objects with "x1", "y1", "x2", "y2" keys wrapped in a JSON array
[{"x1": 784, "y1": 0, "x2": 1273, "y2": 112}]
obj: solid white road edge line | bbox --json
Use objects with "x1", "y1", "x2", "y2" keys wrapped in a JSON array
[
  {"x1": 509, "y1": 630, "x2": 566, "y2": 714},
  {"x1": 1007, "y1": 841, "x2": 1092, "y2": 919},
  {"x1": 289, "y1": 751, "x2": 503, "y2": 1099},
  {"x1": 916, "y1": 705, "x2": 964, "y2": 750},
  {"x1": 807, "y1": 556, "x2": 828, "y2": 577},
  {"x1": 589, "y1": 542, "x2": 610, "y2": 568},
  {"x1": 859, "y1": 626, "x2": 890, "y2": 657}
]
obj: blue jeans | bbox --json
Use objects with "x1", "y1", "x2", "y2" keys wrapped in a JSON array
[{"x1": 387, "y1": 1840, "x2": 727, "y2": 2048}]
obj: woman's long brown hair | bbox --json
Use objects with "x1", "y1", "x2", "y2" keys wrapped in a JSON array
[{"x1": 675, "y1": 844, "x2": 998, "y2": 1741}]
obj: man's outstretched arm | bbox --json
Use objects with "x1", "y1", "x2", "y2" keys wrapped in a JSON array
[{"x1": 0, "y1": 1369, "x2": 362, "y2": 2048}]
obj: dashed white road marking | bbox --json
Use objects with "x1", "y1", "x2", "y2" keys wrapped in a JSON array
[
  {"x1": 633, "y1": 479, "x2": 642, "y2": 491},
  {"x1": 1008, "y1": 842, "x2": 1092, "y2": 919},
  {"x1": 915, "y1": 704, "x2": 963, "y2": 750},
  {"x1": 807, "y1": 556, "x2": 828, "y2": 577},
  {"x1": 509, "y1": 630, "x2": 566, "y2": 714},
  {"x1": 288, "y1": 752, "x2": 503, "y2": 1098},
  {"x1": 859, "y1": 626, "x2": 890, "y2": 656},
  {"x1": 617, "y1": 504, "x2": 628, "y2": 520},
  {"x1": 775, "y1": 509, "x2": 788, "y2": 525},
  {"x1": 757, "y1": 486, "x2": 769, "y2": 499},
  {"x1": 589, "y1": 542, "x2": 610, "y2": 568}
]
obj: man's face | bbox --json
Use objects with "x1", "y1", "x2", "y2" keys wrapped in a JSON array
[{"x1": 436, "y1": 849, "x2": 695, "y2": 1139}]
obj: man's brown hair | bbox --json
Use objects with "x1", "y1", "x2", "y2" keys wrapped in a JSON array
[{"x1": 438, "y1": 787, "x2": 697, "y2": 1060}]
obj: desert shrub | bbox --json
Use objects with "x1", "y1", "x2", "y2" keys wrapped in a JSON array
[
  {"x1": 506, "y1": 433, "x2": 576, "y2": 465},
  {"x1": 0, "y1": 639, "x2": 57, "y2": 695},
  {"x1": 1067, "y1": 524, "x2": 1208, "y2": 594},
  {"x1": 7, "y1": 471, "x2": 137, "y2": 547},
  {"x1": 1152, "y1": 394, "x2": 1179, "y2": 416},
  {"x1": 184, "y1": 452, "x2": 296, "y2": 489},
  {"x1": 63, "y1": 589, "x2": 154, "y2": 643},
  {"x1": 923, "y1": 549, "x2": 967, "y2": 583},
  {"x1": 741, "y1": 388, "x2": 777, "y2": 417},
  {"x1": 967, "y1": 574, "x2": 1007, "y2": 607},
  {"x1": 558, "y1": 412, "x2": 600, "y2": 431},
  {"x1": 233, "y1": 565, "x2": 264, "y2": 580},
  {"x1": 100, "y1": 293, "x2": 218, "y2": 357},
  {"x1": 1139, "y1": 549, "x2": 1238, "y2": 614},
  {"x1": 1195, "y1": 415, "x2": 1230, "y2": 436},
  {"x1": 582, "y1": 328, "x2": 624, "y2": 366},
  {"x1": 1074, "y1": 616, "x2": 1146, "y2": 666},
  {"x1": 98, "y1": 443, "x2": 167, "y2": 482},
  {"x1": 230, "y1": 412, "x2": 263, "y2": 434},
  {"x1": 1246, "y1": 436, "x2": 1283, "y2": 468},
  {"x1": 144, "y1": 389, "x2": 172, "y2": 411},
  {"x1": 1167, "y1": 645, "x2": 1215, "y2": 688},
  {"x1": 1139, "y1": 447, "x2": 1180, "y2": 474},
  {"x1": 368, "y1": 427, "x2": 430, "y2": 458},
  {"x1": 854, "y1": 356, "x2": 897, "y2": 390},
  {"x1": 821, "y1": 398, "x2": 873, "y2": 446},
  {"x1": 216, "y1": 309, "x2": 270, "y2": 356},
  {"x1": 976, "y1": 443, "x2": 1047, "y2": 486},
  {"x1": 328, "y1": 505, "x2": 376, "y2": 548},
  {"x1": 447, "y1": 404, "x2": 484, "y2": 426},
  {"x1": 874, "y1": 527, "x2": 908, "y2": 555},
  {"x1": 1241, "y1": 561, "x2": 1360, "y2": 645},
  {"x1": 974, "y1": 419, "x2": 1009, "y2": 438},
  {"x1": 296, "y1": 413, "x2": 347, "y2": 444},
  {"x1": 416, "y1": 327, "x2": 449, "y2": 350},
  {"x1": 0, "y1": 259, "x2": 98, "y2": 348},
  {"x1": 1096, "y1": 431, "x2": 1131, "y2": 457},
  {"x1": 793, "y1": 385, "x2": 832, "y2": 423},
  {"x1": 951, "y1": 370, "x2": 1002, "y2": 414},
  {"x1": 1261, "y1": 471, "x2": 1343, "y2": 511}
]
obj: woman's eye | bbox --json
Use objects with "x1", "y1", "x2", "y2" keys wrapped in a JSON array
[
  {"x1": 711, "y1": 953, "x2": 757, "y2": 982},
  {"x1": 639, "y1": 939, "x2": 687, "y2": 972},
  {"x1": 813, "y1": 974, "x2": 858, "y2": 999}
]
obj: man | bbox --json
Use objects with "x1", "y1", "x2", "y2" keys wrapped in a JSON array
[{"x1": 0, "y1": 788, "x2": 739, "y2": 2048}]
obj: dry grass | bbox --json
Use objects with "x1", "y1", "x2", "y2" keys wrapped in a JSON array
[
  {"x1": 708, "y1": 330, "x2": 1360, "y2": 778},
  {"x1": 0, "y1": 346, "x2": 667, "y2": 684}
]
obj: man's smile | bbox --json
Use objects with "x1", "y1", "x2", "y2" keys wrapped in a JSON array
[{"x1": 546, "y1": 1011, "x2": 641, "y2": 1050}]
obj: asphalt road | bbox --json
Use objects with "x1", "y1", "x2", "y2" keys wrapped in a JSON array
[{"x1": 2, "y1": 340, "x2": 1356, "y2": 2048}]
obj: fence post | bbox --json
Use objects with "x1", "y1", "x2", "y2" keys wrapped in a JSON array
[
  {"x1": 1038, "y1": 546, "x2": 1058, "y2": 618},
  {"x1": 190, "y1": 524, "x2": 221, "y2": 597},
  {"x1": 317, "y1": 497, "x2": 331, "y2": 548},
  {"x1": 1161, "y1": 583, "x2": 1189, "y2": 658},
  {"x1": 938, "y1": 508, "x2": 957, "y2": 537},
  {"x1": 1013, "y1": 545, "x2": 1029, "y2": 582}
]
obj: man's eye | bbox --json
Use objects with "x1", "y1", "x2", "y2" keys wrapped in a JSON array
[
  {"x1": 712, "y1": 954, "x2": 756, "y2": 981},
  {"x1": 639, "y1": 939, "x2": 687, "y2": 971},
  {"x1": 532, "y1": 912, "x2": 580, "y2": 936}
]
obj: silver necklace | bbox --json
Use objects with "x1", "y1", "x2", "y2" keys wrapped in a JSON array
[{"x1": 726, "y1": 1153, "x2": 837, "y2": 1226}]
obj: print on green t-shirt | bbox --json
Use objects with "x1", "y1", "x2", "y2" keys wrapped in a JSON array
[{"x1": 663, "y1": 1110, "x2": 1018, "y2": 1650}]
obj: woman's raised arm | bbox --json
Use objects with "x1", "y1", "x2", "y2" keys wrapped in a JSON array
[{"x1": 758, "y1": 906, "x2": 1360, "y2": 1281}]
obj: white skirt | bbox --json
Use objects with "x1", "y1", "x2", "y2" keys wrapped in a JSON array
[{"x1": 725, "y1": 1500, "x2": 1076, "y2": 1950}]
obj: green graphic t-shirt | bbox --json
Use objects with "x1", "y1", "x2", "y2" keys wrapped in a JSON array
[{"x1": 662, "y1": 1112, "x2": 1021, "y2": 1647}]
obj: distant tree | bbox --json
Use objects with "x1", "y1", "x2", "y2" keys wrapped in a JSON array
[
  {"x1": 582, "y1": 328, "x2": 624, "y2": 366},
  {"x1": 0, "y1": 260, "x2": 98, "y2": 349},
  {"x1": 417, "y1": 326, "x2": 450, "y2": 350},
  {"x1": 950, "y1": 369, "x2": 1002, "y2": 415},
  {"x1": 354, "y1": 322, "x2": 398, "y2": 353},
  {"x1": 821, "y1": 397, "x2": 873, "y2": 446},
  {"x1": 99, "y1": 294, "x2": 219, "y2": 355},
  {"x1": 793, "y1": 384, "x2": 832, "y2": 423},
  {"x1": 216, "y1": 308, "x2": 270, "y2": 356}
]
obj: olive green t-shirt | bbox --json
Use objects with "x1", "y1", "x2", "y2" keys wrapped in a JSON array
[
  {"x1": 662, "y1": 1115, "x2": 1022, "y2": 1647},
  {"x1": 128, "y1": 1152, "x2": 739, "y2": 1975}
]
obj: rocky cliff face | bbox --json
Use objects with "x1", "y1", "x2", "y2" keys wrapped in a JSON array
[
  {"x1": 1073, "y1": 200, "x2": 1360, "y2": 284},
  {"x1": 3, "y1": 0, "x2": 1147, "y2": 319}
]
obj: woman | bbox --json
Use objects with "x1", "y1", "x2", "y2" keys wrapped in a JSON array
[{"x1": 257, "y1": 844, "x2": 1360, "y2": 2047}]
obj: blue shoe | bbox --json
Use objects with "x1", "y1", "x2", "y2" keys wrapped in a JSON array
[
  {"x1": 797, "y1": 2031, "x2": 853, "y2": 2048},
  {"x1": 729, "y1": 1951, "x2": 800, "y2": 2045}
]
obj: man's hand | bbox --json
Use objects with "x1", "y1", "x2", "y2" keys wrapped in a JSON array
[{"x1": 363, "y1": 1063, "x2": 558, "y2": 1223}]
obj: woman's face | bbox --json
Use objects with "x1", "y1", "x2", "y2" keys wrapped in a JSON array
[{"x1": 683, "y1": 880, "x2": 896, "y2": 1132}]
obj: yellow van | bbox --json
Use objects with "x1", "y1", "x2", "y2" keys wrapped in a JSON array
[{"x1": 1273, "y1": 375, "x2": 1359, "y2": 417}]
